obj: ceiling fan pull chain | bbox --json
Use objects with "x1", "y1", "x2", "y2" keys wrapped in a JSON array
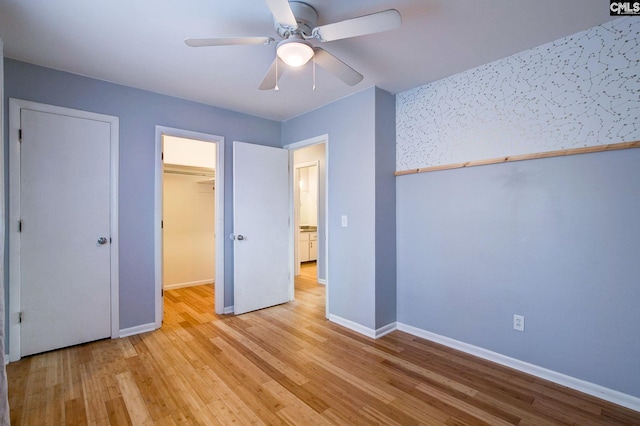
[
  {"x1": 312, "y1": 55, "x2": 316, "y2": 91},
  {"x1": 275, "y1": 57, "x2": 280, "y2": 91}
]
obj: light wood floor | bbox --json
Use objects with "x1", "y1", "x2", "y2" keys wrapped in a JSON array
[{"x1": 7, "y1": 262, "x2": 640, "y2": 425}]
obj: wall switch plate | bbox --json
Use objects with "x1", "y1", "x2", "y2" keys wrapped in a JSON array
[
  {"x1": 513, "y1": 314, "x2": 525, "y2": 332},
  {"x1": 341, "y1": 215, "x2": 348, "y2": 227}
]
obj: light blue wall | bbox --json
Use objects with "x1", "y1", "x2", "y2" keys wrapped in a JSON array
[
  {"x1": 283, "y1": 87, "x2": 397, "y2": 331},
  {"x1": 283, "y1": 88, "x2": 377, "y2": 328},
  {"x1": 395, "y1": 17, "x2": 640, "y2": 398},
  {"x1": 397, "y1": 150, "x2": 640, "y2": 397},
  {"x1": 3, "y1": 59, "x2": 281, "y2": 330},
  {"x1": 374, "y1": 87, "x2": 396, "y2": 329}
]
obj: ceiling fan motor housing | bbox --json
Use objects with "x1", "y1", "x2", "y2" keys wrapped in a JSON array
[{"x1": 276, "y1": 2, "x2": 318, "y2": 37}]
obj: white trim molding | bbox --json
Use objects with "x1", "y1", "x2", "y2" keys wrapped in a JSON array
[
  {"x1": 119, "y1": 322, "x2": 156, "y2": 338},
  {"x1": 329, "y1": 315, "x2": 376, "y2": 338},
  {"x1": 397, "y1": 323, "x2": 640, "y2": 412},
  {"x1": 375, "y1": 322, "x2": 397, "y2": 339},
  {"x1": 329, "y1": 315, "x2": 397, "y2": 340},
  {"x1": 284, "y1": 135, "x2": 328, "y2": 151}
]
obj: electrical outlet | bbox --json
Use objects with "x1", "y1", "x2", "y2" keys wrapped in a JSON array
[
  {"x1": 513, "y1": 314, "x2": 525, "y2": 332},
  {"x1": 341, "y1": 215, "x2": 348, "y2": 227}
]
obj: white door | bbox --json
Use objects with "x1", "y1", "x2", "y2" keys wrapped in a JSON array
[
  {"x1": 233, "y1": 141, "x2": 290, "y2": 314},
  {"x1": 20, "y1": 108, "x2": 112, "y2": 356}
]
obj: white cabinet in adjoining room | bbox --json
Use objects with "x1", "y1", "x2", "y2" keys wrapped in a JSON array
[
  {"x1": 299, "y1": 232, "x2": 310, "y2": 262},
  {"x1": 309, "y1": 232, "x2": 317, "y2": 261},
  {"x1": 299, "y1": 231, "x2": 317, "y2": 262}
]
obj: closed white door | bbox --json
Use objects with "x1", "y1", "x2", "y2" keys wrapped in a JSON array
[
  {"x1": 20, "y1": 108, "x2": 112, "y2": 356},
  {"x1": 233, "y1": 141, "x2": 290, "y2": 314}
]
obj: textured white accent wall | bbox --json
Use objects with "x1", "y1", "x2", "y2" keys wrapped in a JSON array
[{"x1": 396, "y1": 17, "x2": 640, "y2": 171}]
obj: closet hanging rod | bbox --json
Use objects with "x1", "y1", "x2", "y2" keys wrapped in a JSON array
[{"x1": 163, "y1": 169, "x2": 215, "y2": 177}]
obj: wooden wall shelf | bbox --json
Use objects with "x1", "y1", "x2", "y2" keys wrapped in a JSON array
[{"x1": 395, "y1": 141, "x2": 640, "y2": 176}]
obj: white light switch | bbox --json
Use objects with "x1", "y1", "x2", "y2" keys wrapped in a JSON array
[{"x1": 341, "y1": 215, "x2": 348, "y2": 227}]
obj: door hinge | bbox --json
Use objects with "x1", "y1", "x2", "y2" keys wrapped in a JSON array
[
  {"x1": 161, "y1": 220, "x2": 164, "y2": 229},
  {"x1": 161, "y1": 289, "x2": 164, "y2": 297},
  {"x1": 18, "y1": 220, "x2": 23, "y2": 232},
  {"x1": 161, "y1": 152, "x2": 164, "y2": 161},
  {"x1": 18, "y1": 312, "x2": 23, "y2": 324},
  {"x1": 18, "y1": 129, "x2": 22, "y2": 142}
]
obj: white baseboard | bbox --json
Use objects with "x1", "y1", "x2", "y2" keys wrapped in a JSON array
[
  {"x1": 119, "y1": 322, "x2": 157, "y2": 338},
  {"x1": 164, "y1": 279, "x2": 213, "y2": 291},
  {"x1": 329, "y1": 314, "x2": 376, "y2": 338},
  {"x1": 328, "y1": 315, "x2": 397, "y2": 339},
  {"x1": 396, "y1": 323, "x2": 640, "y2": 412},
  {"x1": 375, "y1": 322, "x2": 397, "y2": 338},
  {"x1": 223, "y1": 305, "x2": 234, "y2": 314}
]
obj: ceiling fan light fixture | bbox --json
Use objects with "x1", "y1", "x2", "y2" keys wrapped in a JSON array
[{"x1": 277, "y1": 38, "x2": 314, "y2": 67}]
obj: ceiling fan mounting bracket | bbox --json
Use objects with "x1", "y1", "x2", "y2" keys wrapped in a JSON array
[{"x1": 275, "y1": 2, "x2": 318, "y2": 38}]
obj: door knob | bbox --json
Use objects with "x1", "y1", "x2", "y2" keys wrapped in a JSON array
[
  {"x1": 236, "y1": 234, "x2": 245, "y2": 241},
  {"x1": 97, "y1": 237, "x2": 108, "y2": 245}
]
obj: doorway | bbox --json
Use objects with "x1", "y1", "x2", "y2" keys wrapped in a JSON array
[
  {"x1": 288, "y1": 137, "x2": 328, "y2": 317},
  {"x1": 163, "y1": 136, "x2": 216, "y2": 294},
  {"x1": 294, "y1": 161, "x2": 319, "y2": 275},
  {"x1": 154, "y1": 127, "x2": 225, "y2": 326}
]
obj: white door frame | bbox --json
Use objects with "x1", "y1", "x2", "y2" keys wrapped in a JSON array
[
  {"x1": 154, "y1": 126, "x2": 225, "y2": 322},
  {"x1": 8, "y1": 98, "x2": 120, "y2": 362},
  {"x1": 285, "y1": 135, "x2": 329, "y2": 319}
]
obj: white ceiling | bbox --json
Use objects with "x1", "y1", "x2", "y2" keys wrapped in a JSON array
[{"x1": 0, "y1": 0, "x2": 614, "y2": 121}]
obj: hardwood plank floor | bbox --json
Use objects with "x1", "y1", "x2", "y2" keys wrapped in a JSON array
[{"x1": 7, "y1": 262, "x2": 640, "y2": 425}]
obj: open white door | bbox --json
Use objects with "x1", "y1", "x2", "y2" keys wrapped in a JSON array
[{"x1": 233, "y1": 141, "x2": 290, "y2": 314}]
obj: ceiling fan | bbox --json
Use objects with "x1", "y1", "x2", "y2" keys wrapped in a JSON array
[{"x1": 185, "y1": 0, "x2": 402, "y2": 90}]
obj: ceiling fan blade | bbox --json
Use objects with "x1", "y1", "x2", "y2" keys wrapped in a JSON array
[
  {"x1": 312, "y1": 9, "x2": 401, "y2": 42},
  {"x1": 313, "y1": 48, "x2": 363, "y2": 86},
  {"x1": 259, "y1": 58, "x2": 286, "y2": 90},
  {"x1": 264, "y1": 0, "x2": 298, "y2": 28},
  {"x1": 185, "y1": 37, "x2": 274, "y2": 47}
]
